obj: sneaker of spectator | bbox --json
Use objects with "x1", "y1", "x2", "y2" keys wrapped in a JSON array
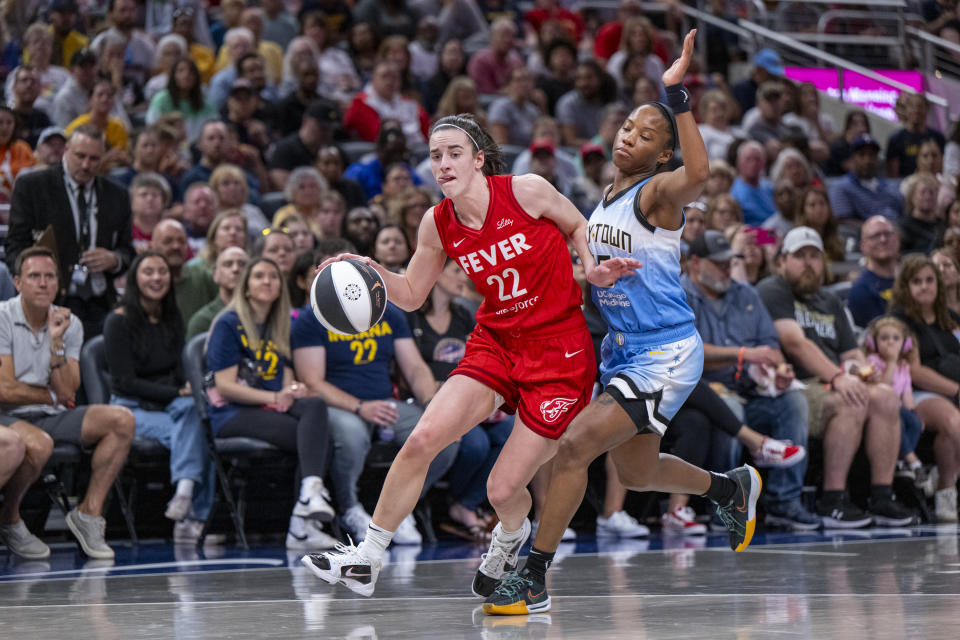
[
  {"x1": 596, "y1": 510, "x2": 650, "y2": 538},
  {"x1": 765, "y1": 500, "x2": 821, "y2": 531},
  {"x1": 393, "y1": 514, "x2": 423, "y2": 545},
  {"x1": 0, "y1": 520, "x2": 50, "y2": 560},
  {"x1": 867, "y1": 491, "x2": 917, "y2": 527},
  {"x1": 751, "y1": 436, "x2": 806, "y2": 468},
  {"x1": 661, "y1": 505, "x2": 707, "y2": 536},
  {"x1": 935, "y1": 487, "x2": 958, "y2": 524},
  {"x1": 342, "y1": 504, "x2": 373, "y2": 543},
  {"x1": 66, "y1": 508, "x2": 115, "y2": 559},
  {"x1": 816, "y1": 493, "x2": 872, "y2": 529}
]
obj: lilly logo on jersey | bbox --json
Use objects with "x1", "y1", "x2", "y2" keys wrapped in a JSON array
[
  {"x1": 496, "y1": 218, "x2": 514, "y2": 230},
  {"x1": 539, "y1": 397, "x2": 578, "y2": 423}
]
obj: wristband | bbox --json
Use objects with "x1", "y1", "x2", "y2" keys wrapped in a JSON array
[
  {"x1": 665, "y1": 83, "x2": 691, "y2": 114},
  {"x1": 355, "y1": 401, "x2": 363, "y2": 415},
  {"x1": 48, "y1": 388, "x2": 58, "y2": 406},
  {"x1": 828, "y1": 371, "x2": 844, "y2": 390}
]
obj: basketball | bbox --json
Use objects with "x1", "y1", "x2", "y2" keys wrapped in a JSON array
[{"x1": 310, "y1": 258, "x2": 388, "y2": 335}]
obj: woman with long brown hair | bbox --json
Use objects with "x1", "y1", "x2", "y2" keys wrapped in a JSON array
[
  {"x1": 794, "y1": 186, "x2": 845, "y2": 263},
  {"x1": 890, "y1": 253, "x2": 960, "y2": 523},
  {"x1": 206, "y1": 257, "x2": 336, "y2": 547}
]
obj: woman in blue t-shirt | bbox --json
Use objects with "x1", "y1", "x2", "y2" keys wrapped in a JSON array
[{"x1": 206, "y1": 257, "x2": 336, "y2": 549}]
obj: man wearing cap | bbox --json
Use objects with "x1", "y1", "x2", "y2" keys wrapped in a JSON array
[
  {"x1": 527, "y1": 138, "x2": 569, "y2": 194},
  {"x1": 828, "y1": 134, "x2": 904, "y2": 223},
  {"x1": 757, "y1": 226, "x2": 915, "y2": 528},
  {"x1": 33, "y1": 127, "x2": 66, "y2": 169},
  {"x1": 682, "y1": 230, "x2": 820, "y2": 530},
  {"x1": 47, "y1": 0, "x2": 89, "y2": 69},
  {"x1": 732, "y1": 48, "x2": 784, "y2": 114},
  {"x1": 268, "y1": 100, "x2": 341, "y2": 191},
  {"x1": 11, "y1": 67, "x2": 52, "y2": 148}
]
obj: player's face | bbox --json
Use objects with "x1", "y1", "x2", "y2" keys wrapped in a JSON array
[
  {"x1": 430, "y1": 128, "x2": 485, "y2": 199},
  {"x1": 612, "y1": 106, "x2": 671, "y2": 174}
]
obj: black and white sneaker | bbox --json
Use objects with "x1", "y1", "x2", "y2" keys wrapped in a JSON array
[
  {"x1": 301, "y1": 541, "x2": 381, "y2": 597},
  {"x1": 817, "y1": 494, "x2": 872, "y2": 529},
  {"x1": 472, "y1": 518, "x2": 531, "y2": 597},
  {"x1": 293, "y1": 480, "x2": 335, "y2": 522},
  {"x1": 868, "y1": 495, "x2": 917, "y2": 527}
]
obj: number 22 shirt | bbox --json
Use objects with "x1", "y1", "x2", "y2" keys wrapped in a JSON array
[
  {"x1": 291, "y1": 302, "x2": 411, "y2": 400},
  {"x1": 206, "y1": 309, "x2": 289, "y2": 430}
]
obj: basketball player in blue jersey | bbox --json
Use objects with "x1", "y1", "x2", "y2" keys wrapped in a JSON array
[{"x1": 484, "y1": 30, "x2": 763, "y2": 615}]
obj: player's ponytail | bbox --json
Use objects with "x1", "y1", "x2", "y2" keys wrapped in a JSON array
[{"x1": 431, "y1": 114, "x2": 505, "y2": 177}]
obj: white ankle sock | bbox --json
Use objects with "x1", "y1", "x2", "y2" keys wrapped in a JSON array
[
  {"x1": 496, "y1": 521, "x2": 525, "y2": 541},
  {"x1": 175, "y1": 478, "x2": 195, "y2": 498},
  {"x1": 300, "y1": 475, "x2": 323, "y2": 500},
  {"x1": 357, "y1": 522, "x2": 394, "y2": 562}
]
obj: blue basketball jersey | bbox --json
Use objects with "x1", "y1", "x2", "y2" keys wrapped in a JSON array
[{"x1": 587, "y1": 177, "x2": 696, "y2": 346}]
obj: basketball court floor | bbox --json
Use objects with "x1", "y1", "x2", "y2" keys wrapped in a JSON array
[{"x1": 2, "y1": 525, "x2": 959, "y2": 639}]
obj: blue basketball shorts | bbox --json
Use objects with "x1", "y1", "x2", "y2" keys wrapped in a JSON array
[{"x1": 599, "y1": 328, "x2": 704, "y2": 436}]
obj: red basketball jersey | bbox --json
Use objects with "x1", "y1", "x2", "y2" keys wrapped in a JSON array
[{"x1": 433, "y1": 175, "x2": 584, "y2": 336}]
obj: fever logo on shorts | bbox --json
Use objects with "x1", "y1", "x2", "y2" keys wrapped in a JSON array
[{"x1": 539, "y1": 398, "x2": 578, "y2": 423}]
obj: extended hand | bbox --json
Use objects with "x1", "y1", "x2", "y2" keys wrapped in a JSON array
[
  {"x1": 662, "y1": 29, "x2": 697, "y2": 87},
  {"x1": 586, "y1": 257, "x2": 641, "y2": 287}
]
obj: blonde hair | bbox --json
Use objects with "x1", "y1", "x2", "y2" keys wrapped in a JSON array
[
  {"x1": 863, "y1": 315, "x2": 916, "y2": 363},
  {"x1": 435, "y1": 76, "x2": 480, "y2": 121},
  {"x1": 228, "y1": 257, "x2": 291, "y2": 359},
  {"x1": 209, "y1": 164, "x2": 249, "y2": 205}
]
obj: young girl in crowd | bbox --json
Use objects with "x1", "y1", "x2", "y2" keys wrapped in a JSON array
[{"x1": 861, "y1": 316, "x2": 928, "y2": 495}]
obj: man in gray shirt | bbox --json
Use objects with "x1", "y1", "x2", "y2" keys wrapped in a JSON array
[{"x1": 0, "y1": 247, "x2": 135, "y2": 560}]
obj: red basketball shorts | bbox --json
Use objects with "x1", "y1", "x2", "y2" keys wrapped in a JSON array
[{"x1": 450, "y1": 322, "x2": 596, "y2": 439}]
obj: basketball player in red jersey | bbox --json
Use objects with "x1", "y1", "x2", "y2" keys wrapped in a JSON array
[{"x1": 302, "y1": 114, "x2": 639, "y2": 597}]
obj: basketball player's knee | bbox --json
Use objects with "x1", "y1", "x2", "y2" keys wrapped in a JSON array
[
  {"x1": 553, "y1": 433, "x2": 594, "y2": 471},
  {"x1": 485, "y1": 477, "x2": 522, "y2": 510},
  {"x1": 400, "y1": 427, "x2": 445, "y2": 463}
]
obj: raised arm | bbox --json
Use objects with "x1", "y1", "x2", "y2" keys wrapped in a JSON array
[
  {"x1": 319, "y1": 208, "x2": 447, "y2": 311},
  {"x1": 644, "y1": 30, "x2": 710, "y2": 229},
  {"x1": 511, "y1": 173, "x2": 640, "y2": 287}
]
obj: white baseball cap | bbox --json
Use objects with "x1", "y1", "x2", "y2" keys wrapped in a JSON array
[{"x1": 782, "y1": 226, "x2": 824, "y2": 255}]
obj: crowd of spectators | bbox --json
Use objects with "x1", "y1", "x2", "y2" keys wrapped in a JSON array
[{"x1": 1, "y1": 0, "x2": 959, "y2": 561}]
